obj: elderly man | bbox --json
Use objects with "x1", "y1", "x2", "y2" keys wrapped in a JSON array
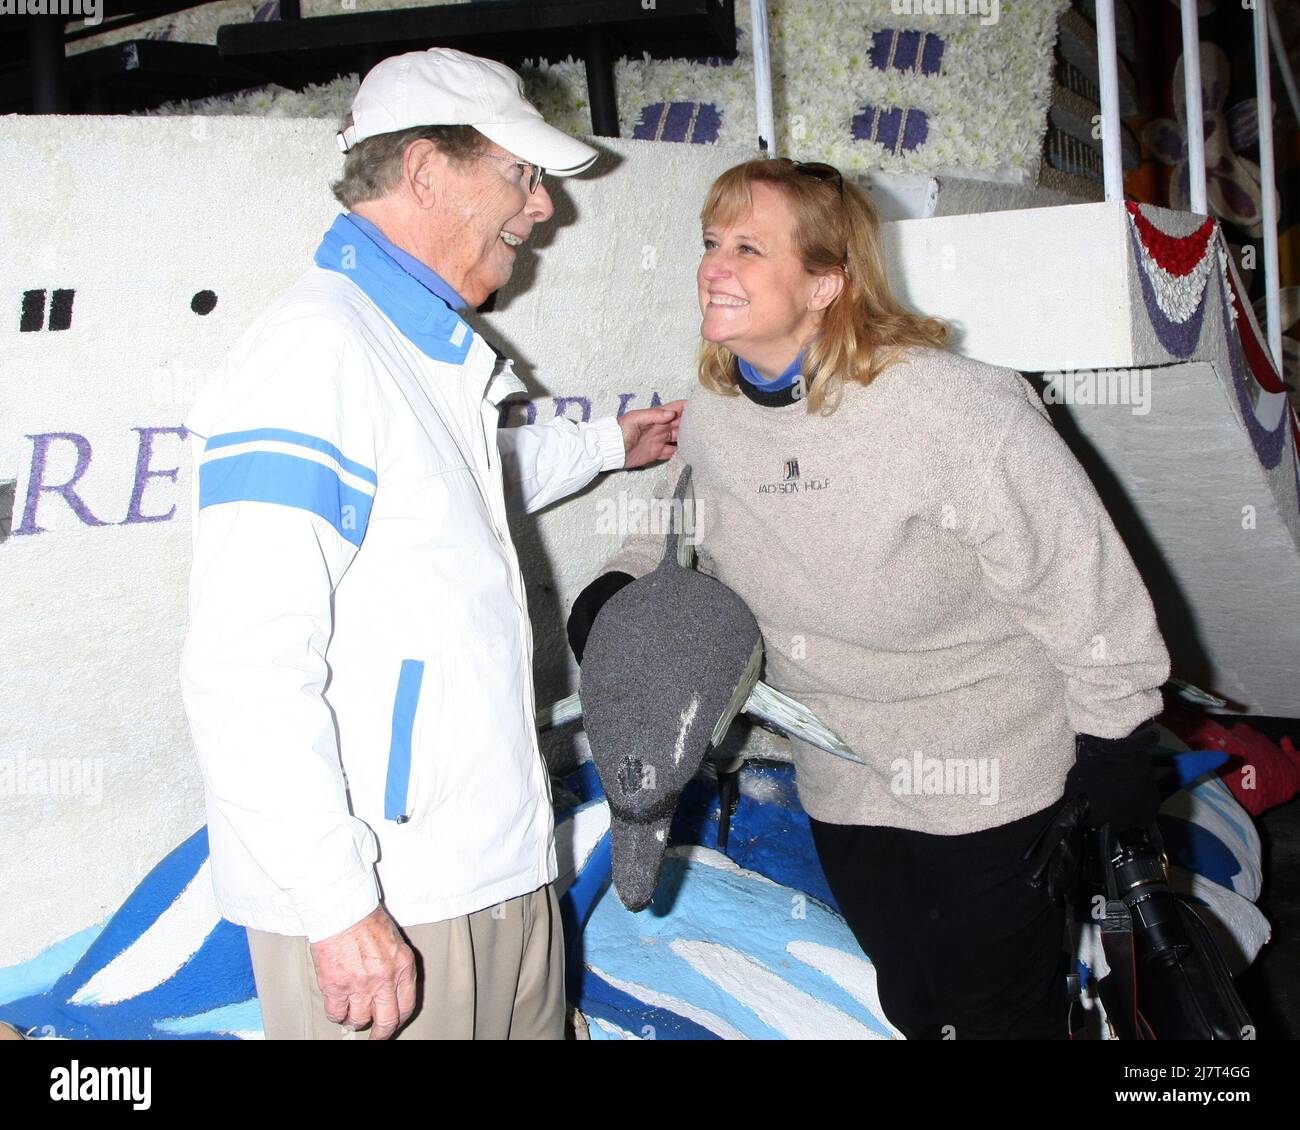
[{"x1": 180, "y1": 47, "x2": 681, "y2": 1040}]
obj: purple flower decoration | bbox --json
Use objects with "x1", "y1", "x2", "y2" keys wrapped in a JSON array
[
  {"x1": 852, "y1": 105, "x2": 929, "y2": 154},
  {"x1": 634, "y1": 103, "x2": 722, "y2": 144},
  {"x1": 869, "y1": 29, "x2": 944, "y2": 77}
]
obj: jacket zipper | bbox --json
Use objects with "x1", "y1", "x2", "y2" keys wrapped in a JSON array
[{"x1": 384, "y1": 659, "x2": 425, "y2": 822}]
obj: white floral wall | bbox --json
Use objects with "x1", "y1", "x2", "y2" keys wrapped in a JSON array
[{"x1": 86, "y1": 0, "x2": 1068, "y2": 184}]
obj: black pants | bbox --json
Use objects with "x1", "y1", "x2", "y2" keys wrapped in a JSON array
[{"x1": 810, "y1": 800, "x2": 1071, "y2": 1040}]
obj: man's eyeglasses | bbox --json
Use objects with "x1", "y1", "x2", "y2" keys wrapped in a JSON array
[
  {"x1": 480, "y1": 153, "x2": 545, "y2": 194},
  {"x1": 787, "y1": 159, "x2": 844, "y2": 198}
]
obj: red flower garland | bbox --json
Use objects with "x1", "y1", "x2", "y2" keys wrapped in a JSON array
[{"x1": 1126, "y1": 201, "x2": 1217, "y2": 279}]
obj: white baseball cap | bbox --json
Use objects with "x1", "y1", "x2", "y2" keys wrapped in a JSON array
[{"x1": 337, "y1": 47, "x2": 598, "y2": 176}]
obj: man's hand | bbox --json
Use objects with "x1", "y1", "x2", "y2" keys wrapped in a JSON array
[
  {"x1": 309, "y1": 905, "x2": 417, "y2": 1040},
  {"x1": 617, "y1": 401, "x2": 684, "y2": 469}
]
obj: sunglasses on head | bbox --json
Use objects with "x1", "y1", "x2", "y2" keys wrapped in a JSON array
[{"x1": 786, "y1": 159, "x2": 845, "y2": 197}]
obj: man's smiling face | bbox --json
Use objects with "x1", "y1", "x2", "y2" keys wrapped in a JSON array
[{"x1": 431, "y1": 141, "x2": 554, "y2": 307}]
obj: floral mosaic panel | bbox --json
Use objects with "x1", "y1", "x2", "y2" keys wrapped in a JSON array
[{"x1": 129, "y1": 0, "x2": 1068, "y2": 182}]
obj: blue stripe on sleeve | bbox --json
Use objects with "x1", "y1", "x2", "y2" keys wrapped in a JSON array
[
  {"x1": 385, "y1": 660, "x2": 426, "y2": 822},
  {"x1": 198, "y1": 451, "x2": 373, "y2": 547},
  {"x1": 205, "y1": 428, "x2": 378, "y2": 486}
]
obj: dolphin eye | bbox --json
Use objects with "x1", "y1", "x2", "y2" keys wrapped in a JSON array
[{"x1": 618, "y1": 756, "x2": 646, "y2": 796}]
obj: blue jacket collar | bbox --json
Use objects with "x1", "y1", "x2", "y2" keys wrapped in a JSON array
[
  {"x1": 738, "y1": 349, "x2": 805, "y2": 392},
  {"x1": 314, "y1": 213, "x2": 473, "y2": 365},
  {"x1": 343, "y1": 212, "x2": 468, "y2": 312}
]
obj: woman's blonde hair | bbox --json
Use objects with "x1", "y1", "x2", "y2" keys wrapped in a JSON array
[{"x1": 698, "y1": 158, "x2": 949, "y2": 414}]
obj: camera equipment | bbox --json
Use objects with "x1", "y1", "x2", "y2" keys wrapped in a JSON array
[{"x1": 1093, "y1": 823, "x2": 1253, "y2": 1040}]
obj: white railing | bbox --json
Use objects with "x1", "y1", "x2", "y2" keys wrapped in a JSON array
[
  {"x1": 1270, "y1": 2, "x2": 1300, "y2": 124},
  {"x1": 1254, "y1": 0, "x2": 1282, "y2": 367},
  {"x1": 1096, "y1": 0, "x2": 1124, "y2": 202},
  {"x1": 1181, "y1": 0, "x2": 1207, "y2": 213},
  {"x1": 751, "y1": 0, "x2": 776, "y2": 155}
]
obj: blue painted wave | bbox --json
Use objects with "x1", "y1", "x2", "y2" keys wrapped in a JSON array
[{"x1": 0, "y1": 748, "x2": 1261, "y2": 1040}]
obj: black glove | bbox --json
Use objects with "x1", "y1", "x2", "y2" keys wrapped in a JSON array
[
  {"x1": 1066, "y1": 724, "x2": 1162, "y2": 831},
  {"x1": 566, "y1": 572, "x2": 635, "y2": 662},
  {"x1": 1025, "y1": 723, "x2": 1161, "y2": 906},
  {"x1": 1024, "y1": 792, "x2": 1090, "y2": 907}
]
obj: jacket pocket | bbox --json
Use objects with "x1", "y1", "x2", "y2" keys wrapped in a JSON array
[{"x1": 384, "y1": 659, "x2": 426, "y2": 823}]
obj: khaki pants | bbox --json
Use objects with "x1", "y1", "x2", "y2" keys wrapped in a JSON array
[{"x1": 246, "y1": 883, "x2": 566, "y2": 1040}]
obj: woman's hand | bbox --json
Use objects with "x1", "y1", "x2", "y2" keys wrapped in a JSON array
[
  {"x1": 1065, "y1": 725, "x2": 1162, "y2": 830},
  {"x1": 617, "y1": 401, "x2": 685, "y2": 468},
  {"x1": 1024, "y1": 794, "x2": 1090, "y2": 906},
  {"x1": 1024, "y1": 724, "x2": 1162, "y2": 906}
]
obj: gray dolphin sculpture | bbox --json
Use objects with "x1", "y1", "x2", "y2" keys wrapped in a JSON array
[{"x1": 556, "y1": 465, "x2": 865, "y2": 912}]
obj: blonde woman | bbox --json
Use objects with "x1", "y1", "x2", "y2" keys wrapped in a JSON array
[{"x1": 569, "y1": 158, "x2": 1170, "y2": 1040}]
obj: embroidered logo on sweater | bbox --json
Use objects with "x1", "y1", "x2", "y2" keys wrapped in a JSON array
[{"x1": 758, "y1": 457, "x2": 830, "y2": 495}]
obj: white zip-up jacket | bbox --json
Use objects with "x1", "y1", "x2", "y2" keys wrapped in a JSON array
[{"x1": 180, "y1": 259, "x2": 624, "y2": 942}]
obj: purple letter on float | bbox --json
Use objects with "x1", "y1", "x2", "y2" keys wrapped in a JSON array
[
  {"x1": 14, "y1": 432, "x2": 107, "y2": 535},
  {"x1": 122, "y1": 426, "x2": 187, "y2": 524}
]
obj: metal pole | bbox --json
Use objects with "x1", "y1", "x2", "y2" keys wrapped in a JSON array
[
  {"x1": 750, "y1": 0, "x2": 776, "y2": 155},
  {"x1": 28, "y1": 15, "x2": 67, "y2": 113},
  {"x1": 1267, "y1": 0, "x2": 1300, "y2": 128},
  {"x1": 1095, "y1": 0, "x2": 1124, "y2": 201},
  {"x1": 1180, "y1": 0, "x2": 1207, "y2": 214},
  {"x1": 1255, "y1": 0, "x2": 1282, "y2": 367},
  {"x1": 583, "y1": 27, "x2": 620, "y2": 138}
]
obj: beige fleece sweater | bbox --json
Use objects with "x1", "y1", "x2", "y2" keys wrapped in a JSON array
[{"x1": 603, "y1": 347, "x2": 1171, "y2": 834}]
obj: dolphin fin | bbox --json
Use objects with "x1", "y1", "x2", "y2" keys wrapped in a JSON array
[
  {"x1": 709, "y1": 637, "x2": 764, "y2": 749},
  {"x1": 742, "y1": 682, "x2": 868, "y2": 765},
  {"x1": 659, "y1": 464, "x2": 696, "y2": 571},
  {"x1": 535, "y1": 693, "x2": 583, "y2": 729},
  {"x1": 537, "y1": 680, "x2": 867, "y2": 766}
]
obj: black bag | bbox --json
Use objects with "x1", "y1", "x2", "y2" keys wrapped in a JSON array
[{"x1": 1093, "y1": 824, "x2": 1253, "y2": 1040}]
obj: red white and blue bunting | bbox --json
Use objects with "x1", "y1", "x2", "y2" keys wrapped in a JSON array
[
  {"x1": 1125, "y1": 201, "x2": 1216, "y2": 353},
  {"x1": 1126, "y1": 201, "x2": 1300, "y2": 508}
]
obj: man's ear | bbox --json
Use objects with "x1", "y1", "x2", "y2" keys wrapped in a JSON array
[
  {"x1": 404, "y1": 139, "x2": 443, "y2": 208},
  {"x1": 809, "y1": 270, "x2": 846, "y2": 312}
]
